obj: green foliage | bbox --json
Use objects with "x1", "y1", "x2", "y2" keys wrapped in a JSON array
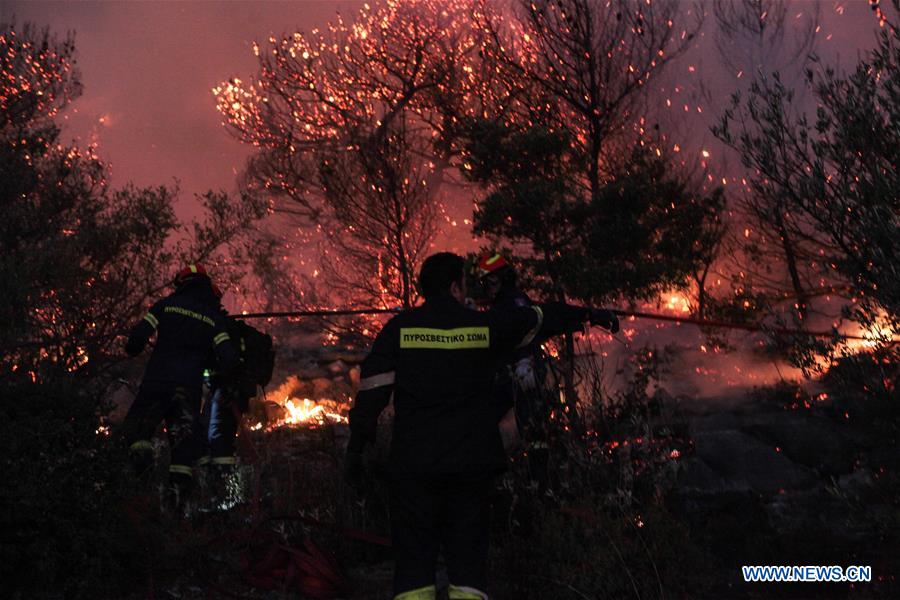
[{"x1": 464, "y1": 119, "x2": 724, "y2": 304}]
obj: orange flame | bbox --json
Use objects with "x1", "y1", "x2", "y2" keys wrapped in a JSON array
[{"x1": 278, "y1": 396, "x2": 347, "y2": 427}]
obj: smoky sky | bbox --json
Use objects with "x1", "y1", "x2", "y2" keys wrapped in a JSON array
[
  {"x1": 0, "y1": 0, "x2": 882, "y2": 222},
  {"x1": 1, "y1": 1, "x2": 362, "y2": 216}
]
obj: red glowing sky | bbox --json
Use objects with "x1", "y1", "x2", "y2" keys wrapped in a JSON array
[
  {"x1": 2, "y1": 1, "x2": 361, "y2": 215},
  {"x1": 2, "y1": 0, "x2": 882, "y2": 217}
]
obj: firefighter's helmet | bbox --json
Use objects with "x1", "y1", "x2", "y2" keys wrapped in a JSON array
[
  {"x1": 475, "y1": 253, "x2": 509, "y2": 279},
  {"x1": 174, "y1": 263, "x2": 210, "y2": 288}
]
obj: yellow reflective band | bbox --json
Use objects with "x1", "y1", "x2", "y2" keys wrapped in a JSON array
[
  {"x1": 359, "y1": 371, "x2": 395, "y2": 391},
  {"x1": 169, "y1": 464, "x2": 193, "y2": 477},
  {"x1": 485, "y1": 254, "x2": 502, "y2": 266},
  {"x1": 143, "y1": 312, "x2": 159, "y2": 329},
  {"x1": 517, "y1": 306, "x2": 543, "y2": 349},
  {"x1": 448, "y1": 585, "x2": 488, "y2": 600},
  {"x1": 394, "y1": 585, "x2": 437, "y2": 600},
  {"x1": 164, "y1": 305, "x2": 215, "y2": 326},
  {"x1": 211, "y1": 456, "x2": 237, "y2": 465},
  {"x1": 214, "y1": 332, "x2": 231, "y2": 346},
  {"x1": 400, "y1": 327, "x2": 490, "y2": 350},
  {"x1": 189, "y1": 264, "x2": 198, "y2": 273},
  {"x1": 129, "y1": 440, "x2": 153, "y2": 453},
  {"x1": 195, "y1": 456, "x2": 211, "y2": 466}
]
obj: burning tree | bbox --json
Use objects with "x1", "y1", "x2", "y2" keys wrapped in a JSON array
[
  {"x1": 0, "y1": 18, "x2": 267, "y2": 382},
  {"x1": 462, "y1": 0, "x2": 719, "y2": 296},
  {"x1": 714, "y1": 6, "x2": 900, "y2": 374},
  {"x1": 459, "y1": 0, "x2": 721, "y2": 418},
  {"x1": 0, "y1": 21, "x2": 177, "y2": 380},
  {"x1": 472, "y1": 0, "x2": 701, "y2": 197},
  {"x1": 712, "y1": 0, "x2": 820, "y2": 86},
  {"x1": 709, "y1": 0, "x2": 828, "y2": 325},
  {"x1": 215, "y1": 0, "x2": 482, "y2": 310}
]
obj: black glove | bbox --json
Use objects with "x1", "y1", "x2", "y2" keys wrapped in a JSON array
[
  {"x1": 590, "y1": 308, "x2": 620, "y2": 334},
  {"x1": 344, "y1": 450, "x2": 365, "y2": 492}
]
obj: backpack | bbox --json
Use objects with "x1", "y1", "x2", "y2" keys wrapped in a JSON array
[{"x1": 229, "y1": 318, "x2": 276, "y2": 396}]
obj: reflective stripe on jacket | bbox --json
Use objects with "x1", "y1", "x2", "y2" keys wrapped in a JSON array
[
  {"x1": 348, "y1": 296, "x2": 588, "y2": 477},
  {"x1": 126, "y1": 282, "x2": 239, "y2": 389}
]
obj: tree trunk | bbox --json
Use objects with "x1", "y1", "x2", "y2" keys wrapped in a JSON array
[{"x1": 775, "y1": 212, "x2": 808, "y2": 322}]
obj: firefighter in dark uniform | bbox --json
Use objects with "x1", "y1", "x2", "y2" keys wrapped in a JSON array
[
  {"x1": 199, "y1": 311, "x2": 273, "y2": 509},
  {"x1": 200, "y1": 366, "x2": 246, "y2": 491},
  {"x1": 475, "y1": 252, "x2": 550, "y2": 487},
  {"x1": 197, "y1": 306, "x2": 245, "y2": 509},
  {"x1": 475, "y1": 252, "x2": 620, "y2": 491},
  {"x1": 344, "y1": 252, "x2": 618, "y2": 600},
  {"x1": 123, "y1": 263, "x2": 239, "y2": 511}
]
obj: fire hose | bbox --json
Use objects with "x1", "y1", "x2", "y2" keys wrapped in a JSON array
[{"x1": 235, "y1": 306, "x2": 896, "y2": 343}]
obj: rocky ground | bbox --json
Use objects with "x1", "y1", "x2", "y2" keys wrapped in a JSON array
[{"x1": 666, "y1": 387, "x2": 899, "y2": 597}]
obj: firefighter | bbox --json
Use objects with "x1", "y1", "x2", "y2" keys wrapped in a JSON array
[
  {"x1": 197, "y1": 302, "x2": 245, "y2": 511},
  {"x1": 344, "y1": 252, "x2": 618, "y2": 600},
  {"x1": 475, "y1": 252, "x2": 619, "y2": 490},
  {"x1": 475, "y1": 253, "x2": 542, "y2": 425},
  {"x1": 123, "y1": 263, "x2": 239, "y2": 513},
  {"x1": 199, "y1": 313, "x2": 274, "y2": 510}
]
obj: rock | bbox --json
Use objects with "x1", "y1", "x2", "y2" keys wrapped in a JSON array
[
  {"x1": 326, "y1": 359, "x2": 347, "y2": 374},
  {"x1": 692, "y1": 429, "x2": 818, "y2": 494},
  {"x1": 335, "y1": 349, "x2": 367, "y2": 364},
  {"x1": 741, "y1": 414, "x2": 856, "y2": 475},
  {"x1": 311, "y1": 377, "x2": 332, "y2": 397},
  {"x1": 263, "y1": 401, "x2": 286, "y2": 422},
  {"x1": 676, "y1": 456, "x2": 726, "y2": 491},
  {"x1": 316, "y1": 346, "x2": 346, "y2": 362},
  {"x1": 107, "y1": 384, "x2": 135, "y2": 423},
  {"x1": 689, "y1": 412, "x2": 743, "y2": 433},
  {"x1": 297, "y1": 366, "x2": 330, "y2": 380}
]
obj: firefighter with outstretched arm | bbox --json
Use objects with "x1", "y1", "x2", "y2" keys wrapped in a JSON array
[
  {"x1": 344, "y1": 252, "x2": 618, "y2": 600},
  {"x1": 475, "y1": 252, "x2": 619, "y2": 489},
  {"x1": 122, "y1": 263, "x2": 239, "y2": 513}
]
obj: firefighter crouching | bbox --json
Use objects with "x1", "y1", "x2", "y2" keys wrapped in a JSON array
[
  {"x1": 344, "y1": 252, "x2": 619, "y2": 600},
  {"x1": 122, "y1": 263, "x2": 239, "y2": 513}
]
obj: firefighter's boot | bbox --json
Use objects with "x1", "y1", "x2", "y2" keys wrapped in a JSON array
[
  {"x1": 207, "y1": 458, "x2": 241, "y2": 511},
  {"x1": 164, "y1": 467, "x2": 194, "y2": 518},
  {"x1": 128, "y1": 440, "x2": 155, "y2": 486}
]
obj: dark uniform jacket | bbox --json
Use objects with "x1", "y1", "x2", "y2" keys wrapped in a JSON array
[
  {"x1": 488, "y1": 287, "x2": 542, "y2": 417},
  {"x1": 348, "y1": 296, "x2": 589, "y2": 478},
  {"x1": 125, "y1": 282, "x2": 239, "y2": 390}
]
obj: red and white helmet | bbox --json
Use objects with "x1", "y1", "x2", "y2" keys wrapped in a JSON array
[
  {"x1": 475, "y1": 253, "x2": 509, "y2": 279},
  {"x1": 173, "y1": 263, "x2": 210, "y2": 288}
]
